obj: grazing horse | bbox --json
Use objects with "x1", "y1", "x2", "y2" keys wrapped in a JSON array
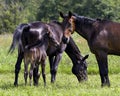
[
  {"x1": 62, "y1": 11, "x2": 120, "y2": 87},
  {"x1": 9, "y1": 16, "x2": 88, "y2": 86},
  {"x1": 23, "y1": 25, "x2": 59, "y2": 86}
]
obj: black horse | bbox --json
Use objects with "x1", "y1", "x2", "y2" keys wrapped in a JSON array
[
  {"x1": 9, "y1": 16, "x2": 88, "y2": 86},
  {"x1": 23, "y1": 23, "x2": 60, "y2": 86},
  {"x1": 63, "y1": 11, "x2": 120, "y2": 87}
]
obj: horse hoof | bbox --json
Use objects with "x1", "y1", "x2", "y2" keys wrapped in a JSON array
[
  {"x1": 34, "y1": 83, "x2": 38, "y2": 86},
  {"x1": 101, "y1": 83, "x2": 110, "y2": 87},
  {"x1": 14, "y1": 82, "x2": 18, "y2": 87},
  {"x1": 51, "y1": 80, "x2": 55, "y2": 83}
]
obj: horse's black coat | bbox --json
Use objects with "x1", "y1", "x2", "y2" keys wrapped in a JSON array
[{"x1": 9, "y1": 18, "x2": 88, "y2": 86}]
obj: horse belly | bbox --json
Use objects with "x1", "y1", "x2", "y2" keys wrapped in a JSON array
[
  {"x1": 47, "y1": 47, "x2": 57, "y2": 56},
  {"x1": 108, "y1": 43, "x2": 120, "y2": 53},
  {"x1": 108, "y1": 37, "x2": 120, "y2": 50}
]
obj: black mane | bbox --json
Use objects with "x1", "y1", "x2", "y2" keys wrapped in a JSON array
[
  {"x1": 50, "y1": 20, "x2": 61, "y2": 25},
  {"x1": 73, "y1": 13, "x2": 96, "y2": 26}
]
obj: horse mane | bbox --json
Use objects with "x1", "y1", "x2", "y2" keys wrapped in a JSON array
[
  {"x1": 73, "y1": 13, "x2": 96, "y2": 26},
  {"x1": 96, "y1": 18, "x2": 110, "y2": 23},
  {"x1": 50, "y1": 20, "x2": 62, "y2": 25}
]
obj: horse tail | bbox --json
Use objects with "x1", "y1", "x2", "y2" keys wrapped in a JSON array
[{"x1": 8, "y1": 23, "x2": 29, "y2": 54}]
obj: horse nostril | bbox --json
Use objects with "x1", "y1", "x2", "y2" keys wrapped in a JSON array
[{"x1": 62, "y1": 37, "x2": 69, "y2": 44}]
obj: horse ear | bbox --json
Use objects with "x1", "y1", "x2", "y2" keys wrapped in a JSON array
[
  {"x1": 68, "y1": 11, "x2": 72, "y2": 18},
  {"x1": 82, "y1": 54, "x2": 89, "y2": 61},
  {"x1": 59, "y1": 12, "x2": 64, "y2": 18}
]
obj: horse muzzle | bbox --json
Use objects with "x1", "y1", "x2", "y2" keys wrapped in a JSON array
[
  {"x1": 62, "y1": 36, "x2": 70, "y2": 44},
  {"x1": 75, "y1": 71, "x2": 88, "y2": 82}
]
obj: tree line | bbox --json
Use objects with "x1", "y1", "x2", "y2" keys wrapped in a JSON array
[{"x1": 0, "y1": 0, "x2": 120, "y2": 34}]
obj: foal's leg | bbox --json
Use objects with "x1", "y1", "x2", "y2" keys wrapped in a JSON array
[
  {"x1": 14, "y1": 51, "x2": 24, "y2": 86},
  {"x1": 41, "y1": 61, "x2": 46, "y2": 86},
  {"x1": 29, "y1": 63, "x2": 35, "y2": 86},
  {"x1": 95, "y1": 51, "x2": 110, "y2": 87},
  {"x1": 33, "y1": 64, "x2": 40, "y2": 86}
]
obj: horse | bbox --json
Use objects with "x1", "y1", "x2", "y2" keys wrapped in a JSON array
[
  {"x1": 9, "y1": 15, "x2": 88, "y2": 86},
  {"x1": 24, "y1": 46, "x2": 46, "y2": 86},
  {"x1": 61, "y1": 11, "x2": 120, "y2": 87},
  {"x1": 23, "y1": 24, "x2": 59, "y2": 86}
]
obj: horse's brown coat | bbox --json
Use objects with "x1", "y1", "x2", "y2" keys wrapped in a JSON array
[{"x1": 68, "y1": 12, "x2": 120, "y2": 86}]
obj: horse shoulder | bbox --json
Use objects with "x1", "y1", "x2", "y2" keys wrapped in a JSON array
[{"x1": 89, "y1": 22, "x2": 109, "y2": 51}]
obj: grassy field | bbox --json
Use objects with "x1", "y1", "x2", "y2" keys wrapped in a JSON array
[{"x1": 0, "y1": 34, "x2": 120, "y2": 96}]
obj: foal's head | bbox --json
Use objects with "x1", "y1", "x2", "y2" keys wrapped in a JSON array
[
  {"x1": 60, "y1": 12, "x2": 75, "y2": 44},
  {"x1": 46, "y1": 24, "x2": 60, "y2": 47}
]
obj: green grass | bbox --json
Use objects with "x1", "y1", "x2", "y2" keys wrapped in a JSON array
[{"x1": 0, "y1": 34, "x2": 120, "y2": 96}]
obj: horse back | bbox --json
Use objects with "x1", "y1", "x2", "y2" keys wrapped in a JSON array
[
  {"x1": 48, "y1": 21, "x2": 63, "y2": 42},
  {"x1": 22, "y1": 21, "x2": 48, "y2": 47},
  {"x1": 91, "y1": 21, "x2": 120, "y2": 53}
]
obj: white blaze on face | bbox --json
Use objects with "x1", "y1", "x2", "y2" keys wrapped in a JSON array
[{"x1": 30, "y1": 27, "x2": 43, "y2": 39}]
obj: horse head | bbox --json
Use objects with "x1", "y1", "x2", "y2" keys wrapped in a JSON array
[
  {"x1": 60, "y1": 12, "x2": 75, "y2": 44},
  {"x1": 46, "y1": 24, "x2": 60, "y2": 47},
  {"x1": 72, "y1": 54, "x2": 89, "y2": 81}
]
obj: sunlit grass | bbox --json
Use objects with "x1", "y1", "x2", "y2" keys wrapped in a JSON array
[
  {"x1": 0, "y1": 34, "x2": 120, "y2": 96},
  {"x1": 0, "y1": 72, "x2": 120, "y2": 96}
]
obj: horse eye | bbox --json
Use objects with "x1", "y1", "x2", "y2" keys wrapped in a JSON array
[{"x1": 68, "y1": 29, "x2": 72, "y2": 32}]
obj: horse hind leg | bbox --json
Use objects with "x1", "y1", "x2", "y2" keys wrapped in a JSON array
[
  {"x1": 24, "y1": 61, "x2": 29, "y2": 85},
  {"x1": 14, "y1": 51, "x2": 24, "y2": 86},
  {"x1": 95, "y1": 51, "x2": 110, "y2": 87},
  {"x1": 29, "y1": 63, "x2": 35, "y2": 86},
  {"x1": 33, "y1": 64, "x2": 40, "y2": 86}
]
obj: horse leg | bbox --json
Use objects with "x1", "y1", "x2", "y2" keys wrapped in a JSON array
[
  {"x1": 33, "y1": 64, "x2": 40, "y2": 86},
  {"x1": 49, "y1": 56, "x2": 55, "y2": 83},
  {"x1": 51, "y1": 54, "x2": 62, "y2": 83},
  {"x1": 24, "y1": 61, "x2": 28, "y2": 85},
  {"x1": 41, "y1": 61, "x2": 46, "y2": 86},
  {"x1": 14, "y1": 52, "x2": 24, "y2": 86},
  {"x1": 29, "y1": 63, "x2": 34, "y2": 86},
  {"x1": 95, "y1": 51, "x2": 110, "y2": 87}
]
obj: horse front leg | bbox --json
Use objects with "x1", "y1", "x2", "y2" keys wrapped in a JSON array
[
  {"x1": 14, "y1": 52, "x2": 24, "y2": 86},
  {"x1": 41, "y1": 61, "x2": 46, "y2": 86},
  {"x1": 50, "y1": 54, "x2": 62, "y2": 83},
  {"x1": 95, "y1": 51, "x2": 110, "y2": 87},
  {"x1": 49, "y1": 56, "x2": 54, "y2": 83}
]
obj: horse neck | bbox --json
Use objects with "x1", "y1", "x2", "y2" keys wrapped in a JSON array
[
  {"x1": 75, "y1": 21, "x2": 95, "y2": 42},
  {"x1": 42, "y1": 39, "x2": 49, "y2": 51},
  {"x1": 48, "y1": 21, "x2": 63, "y2": 41}
]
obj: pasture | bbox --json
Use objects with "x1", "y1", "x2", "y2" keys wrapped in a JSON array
[{"x1": 0, "y1": 34, "x2": 120, "y2": 96}]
